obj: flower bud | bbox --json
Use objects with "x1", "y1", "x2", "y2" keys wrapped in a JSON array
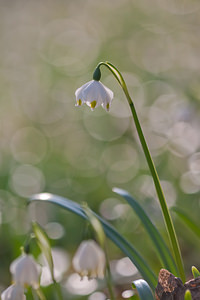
[
  {"x1": 1, "y1": 284, "x2": 26, "y2": 300},
  {"x1": 72, "y1": 240, "x2": 106, "y2": 279},
  {"x1": 93, "y1": 67, "x2": 101, "y2": 81},
  {"x1": 10, "y1": 254, "x2": 41, "y2": 289}
]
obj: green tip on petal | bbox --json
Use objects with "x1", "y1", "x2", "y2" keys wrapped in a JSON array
[
  {"x1": 93, "y1": 67, "x2": 101, "y2": 81},
  {"x1": 90, "y1": 100, "x2": 97, "y2": 109},
  {"x1": 106, "y1": 103, "x2": 109, "y2": 111},
  {"x1": 77, "y1": 99, "x2": 82, "y2": 106}
]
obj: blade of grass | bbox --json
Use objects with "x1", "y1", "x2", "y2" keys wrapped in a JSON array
[
  {"x1": 32, "y1": 222, "x2": 64, "y2": 300},
  {"x1": 171, "y1": 207, "x2": 200, "y2": 239},
  {"x1": 32, "y1": 222, "x2": 55, "y2": 282},
  {"x1": 132, "y1": 279, "x2": 155, "y2": 300},
  {"x1": 28, "y1": 193, "x2": 157, "y2": 289},
  {"x1": 113, "y1": 187, "x2": 177, "y2": 275}
]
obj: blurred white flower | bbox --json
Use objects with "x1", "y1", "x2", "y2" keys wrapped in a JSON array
[
  {"x1": 75, "y1": 80, "x2": 113, "y2": 111},
  {"x1": 1, "y1": 284, "x2": 26, "y2": 300},
  {"x1": 10, "y1": 254, "x2": 41, "y2": 289},
  {"x1": 72, "y1": 240, "x2": 106, "y2": 278}
]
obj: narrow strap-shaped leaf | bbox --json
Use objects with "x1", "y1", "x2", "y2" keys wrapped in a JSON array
[
  {"x1": 32, "y1": 222, "x2": 55, "y2": 281},
  {"x1": 99, "y1": 215, "x2": 157, "y2": 290},
  {"x1": 132, "y1": 279, "x2": 155, "y2": 300},
  {"x1": 113, "y1": 188, "x2": 178, "y2": 275},
  {"x1": 171, "y1": 206, "x2": 200, "y2": 239},
  {"x1": 29, "y1": 193, "x2": 157, "y2": 289}
]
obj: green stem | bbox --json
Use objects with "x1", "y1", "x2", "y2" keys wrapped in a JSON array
[
  {"x1": 97, "y1": 62, "x2": 185, "y2": 282},
  {"x1": 83, "y1": 205, "x2": 116, "y2": 299},
  {"x1": 36, "y1": 288, "x2": 47, "y2": 300},
  {"x1": 53, "y1": 279, "x2": 63, "y2": 300},
  {"x1": 104, "y1": 246, "x2": 116, "y2": 300}
]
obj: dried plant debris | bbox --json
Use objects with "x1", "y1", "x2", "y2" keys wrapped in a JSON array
[{"x1": 156, "y1": 269, "x2": 200, "y2": 300}]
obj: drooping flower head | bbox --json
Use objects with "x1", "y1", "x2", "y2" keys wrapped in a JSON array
[
  {"x1": 1, "y1": 284, "x2": 26, "y2": 300},
  {"x1": 10, "y1": 254, "x2": 41, "y2": 289},
  {"x1": 75, "y1": 66, "x2": 114, "y2": 111},
  {"x1": 72, "y1": 240, "x2": 106, "y2": 279}
]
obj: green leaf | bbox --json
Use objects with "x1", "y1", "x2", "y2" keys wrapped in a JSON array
[
  {"x1": 32, "y1": 222, "x2": 55, "y2": 281},
  {"x1": 132, "y1": 279, "x2": 155, "y2": 300},
  {"x1": 36, "y1": 287, "x2": 47, "y2": 300},
  {"x1": 192, "y1": 266, "x2": 200, "y2": 279},
  {"x1": 184, "y1": 289, "x2": 192, "y2": 300},
  {"x1": 131, "y1": 296, "x2": 139, "y2": 300},
  {"x1": 113, "y1": 188, "x2": 177, "y2": 275},
  {"x1": 29, "y1": 193, "x2": 157, "y2": 290},
  {"x1": 82, "y1": 204, "x2": 105, "y2": 248},
  {"x1": 171, "y1": 206, "x2": 200, "y2": 239}
]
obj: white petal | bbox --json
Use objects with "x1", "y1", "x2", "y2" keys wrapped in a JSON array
[
  {"x1": 10, "y1": 254, "x2": 41, "y2": 289},
  {"x1": 1, "y1": 284, "x2": 26, "y2": 300},
  {"x1": 75, "y1": 80, "x2": 114, "y2": 111},
  {"x1": 72, "y1": 240, "x2": 105, "y2": 278},
  {"x1": 75, "y1": 81, "x2": 93, "y2": 103},
  {"x1": 101, "y1": 84, "x2": 113, "y2": 111},
  {"x1": 75, "y1": 81, "x2": 92, "y2": 97},
  {"x1": 83, "y1": 81, "x2": 103, "y2": 108},
  {"x1": 103, "y1": 84, "x2": 114, "y2": 100}
]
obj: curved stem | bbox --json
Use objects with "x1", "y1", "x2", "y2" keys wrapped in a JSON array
[{"x1": 97, "y1": 62, "x2": 185, "y2": 282}]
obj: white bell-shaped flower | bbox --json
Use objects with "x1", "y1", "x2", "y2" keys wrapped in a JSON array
[
  {"x1": 72, "y1": 240, "x2": 106, "y2": 279},
  {"x1": 75, "y1": 80, "x2": 114, "y2": 111},
  {"x1": 1, "y1": 284, "x2": 26, "y2": 300},
  {"x1": 10, "y1": 254, "x2": 41, "y2": 289}
]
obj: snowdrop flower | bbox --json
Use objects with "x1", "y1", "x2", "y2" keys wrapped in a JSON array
[
  {"x1": 10, "y1": 254, "x2": 41, "y2": 289},
  {"x1": 72, "y1": 240, "x2": 106, "y2": 279},
  {"x1": 1, "y1": 284, "x2": 26, "y2": 300},
  {"x1": 75, "y1": 80, "x2": 114, "y2": 111}
]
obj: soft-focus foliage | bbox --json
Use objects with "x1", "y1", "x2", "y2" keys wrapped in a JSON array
[{"x1": 0, "y1": 0, "x2": 200, "y2": 299}]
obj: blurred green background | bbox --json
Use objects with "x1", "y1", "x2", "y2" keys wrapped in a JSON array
[{"x1": 0, "y1": 0, "x2": 200, "y2": 299}]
